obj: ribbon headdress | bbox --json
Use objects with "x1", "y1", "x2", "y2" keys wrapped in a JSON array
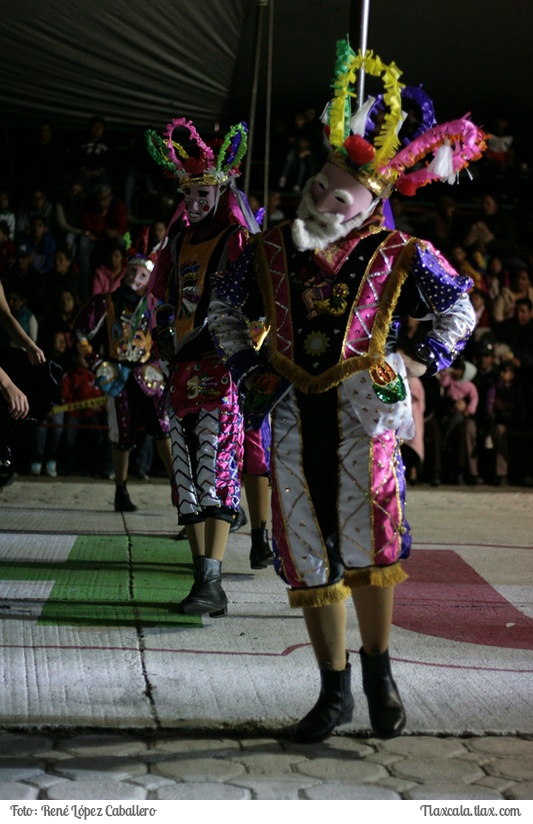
[
  {"x1": 323, "y1": 38, "x2": 487, "y2": 198},
  {"x1": 146, "y1": 118, "x2": 249, "y2": 189},
  {"x1": 145, "y1": 117, "x2": 259, "y2": 234}
]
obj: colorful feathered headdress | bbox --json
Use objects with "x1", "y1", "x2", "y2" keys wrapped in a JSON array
[
  {"x1": 323, "y1": 38, "x2": 487, "y2": 198},
  {"x1": 145, "y1": 118, "x2": 249, "y2": 189},
  {"x1": 124, "y1": 227, "x2": 157, "y2": 273}
]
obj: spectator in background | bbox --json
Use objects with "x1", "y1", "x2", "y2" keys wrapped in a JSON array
[
  {"x1": 24, "y1": 215, "x2": 57, "y2": 275},
  {"x1": 278, "y1": 133, "x2": 317, "y2": 192},
  {"x1": 463, "y1": 192, "x2": 517, "y2": 261},
  {"x1": 0, "y1": 188, "x2": 16, "y2": 240},
  {"x1": 0, "y1": 220, "x2": 16, "y2": 276},
  {"x1": 22, "y1": 121, "x2": 66, "y2": 202},
  {"x1": 439, "y1": 358, "x2": 481, "y2": 485},
  {"x1": 54, "y1": 180, "x2": 87, "y2": 259},
  {"x1": 484, "y1": 254, "x2": 510, "y2": 303},
  {"x1": 448, "y1": 244, "x2": 486, "y2": 293},
  {"x1": 46, "y1": 247, "x2": 88, "y2": 308},
  {"x1": 4, "y1": 285, "x2": 38, "y2": 345},
  {"x1": 16, "y1": 189, "x2": 53, "y2": 238},
  {"x1": 485, "y1": 361, "x2": 525, "y2": 485},
  {"x1": 61, "y1": 345, "x2": 110, "y2": 477},
  {"x1": 78, "y1": 184, "x2": 128, "y2": 278},
  {"x1": 148, "y1": 219, "x2": 167, "y2": 255},
  {"x1": 492, "y1": 266, "x2": 533, "y2": 324},
  {"x1": 401, "y1": 374, "x2": 425, "y2": 486},
  {"x1": 76, "y1": 115, "x2": 116, "y2": 193},
  {"x1": 418, "y1": 195, "x2": 460, "y2": 258},
  {"x1": 92, "y1": 241, "x2": 125, "y2": 296},
  {"x1": 4, "y1": 242, "x2": 41, "y2": 317},
  {"x1": 122, "y1": 126, "x2": 158, "y2": 217},
  {"x1": 30, "y1": 330, "x2": 70, "y2": 478},
  {"x1": 38, "y1": 287, "x2": 80, "y2": 352}
]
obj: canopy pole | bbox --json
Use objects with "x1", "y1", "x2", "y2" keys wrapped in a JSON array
[
  {"x1": 244, "y1": 0, "x2": 268, "y2": 196},
  {"x1": 349, "y1": 0, "x2": 371, "y2": 109},
  {"x1": 262, "y1": 0, "x2": 274, "y2": 226}
]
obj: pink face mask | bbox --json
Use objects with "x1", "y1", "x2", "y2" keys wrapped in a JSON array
[
  {"x1": 124, "y1": 263, "x2": 151, "y2": 294},
  {"x1": 310, "y1": 162, "x2": 374, "y2": 223},
  {"x1": 183, "y1": 184, "x2": 217, "y2": 224}
]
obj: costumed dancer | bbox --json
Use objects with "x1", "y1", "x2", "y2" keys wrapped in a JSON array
[
  {"x1": 145, "y1": 116, "x2": 270, "y2": 618},
  {"x1": 209, "y1": 40, "x2": 486, "y2": 740},
  {"x1": 0, "y1": 279, "x2": 61, "y2": 485},
  {"x1": 74, "y1": 230, "x2": 173, "y2": 511}
]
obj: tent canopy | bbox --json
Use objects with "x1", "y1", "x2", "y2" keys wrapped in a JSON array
[{"x1": 1, "y1": 2, "x2": 530, "y2": 147}]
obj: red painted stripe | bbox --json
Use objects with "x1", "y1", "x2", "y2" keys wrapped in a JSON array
[
  {"x1": 0, "y1": 642, "x2": 531, "y2": 673},
  {"x1": 395, "y1": 549, "x2": 533, "y2": 649}
]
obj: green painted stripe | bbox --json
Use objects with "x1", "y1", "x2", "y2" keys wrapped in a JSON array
[{"x1": 0, "y1": 535, "x2": 201, "y2": 627}]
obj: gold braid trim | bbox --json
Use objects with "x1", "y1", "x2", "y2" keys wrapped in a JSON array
[
  {"x1": 257, "y1": 231, "x2": 417, "y2": 394},
  {"x1": 288, "y1": 580, "x2": 352, "y2": 609},
  {"x1": 343, "y1": 562, "x2": 408, "y2": 589}
]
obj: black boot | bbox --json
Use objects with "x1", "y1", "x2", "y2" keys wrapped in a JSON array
[
  {"x1": 250, "y1": 526, "x2": 274, "y2": 569},
  {"x1": 177, "y1": 556, "x2": 228, "y2": 617},
  {"x1": 230, "y1": 507, "x2": 248, "y2": 533},
  {"x1": 360, "y1": 647, "x2": 406, "y2": 739},
  {"x1": 114, "y1": 483, "x2": 138, "y2": 512},
  {"x1": 293, "y1": 657, "x2": 355, "y2": 744}
]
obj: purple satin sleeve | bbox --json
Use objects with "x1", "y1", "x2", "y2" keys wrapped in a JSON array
[
  {"x1": 410, "y1": 241, "x2": 476, "y2": 374},
  {"x1": 382, "y1": 198, "x2": 395, "y2": 229}
]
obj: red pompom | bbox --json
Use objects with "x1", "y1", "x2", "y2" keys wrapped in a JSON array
[
  {"x1": 396, "y1": 177, "x2": 419, "y2": 197},
  {"x1": 344, "y1": 135, "x2": 375, "y2": 165},
  {"x1": 183, "y1": 153, "x2": 207, "y2": 174}
]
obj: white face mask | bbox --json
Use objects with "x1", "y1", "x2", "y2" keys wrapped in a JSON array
[
  {"x1": 291, "y1": 175, "x2": 377, "y2": 251},
  {"x1": 124, "y1": 263, "x2": 151, "y2": 294},
  {"x1": 183, "y1": 184, "x2": 217, "y2": 224}
]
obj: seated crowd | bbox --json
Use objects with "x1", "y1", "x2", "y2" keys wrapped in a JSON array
[{"x1": 0, "y1": 113, "x2": 532, "y2": 485}]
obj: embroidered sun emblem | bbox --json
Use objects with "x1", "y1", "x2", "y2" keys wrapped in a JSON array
[{"x1": 304, "y1": 331, "x2": 330, "y2": 356}]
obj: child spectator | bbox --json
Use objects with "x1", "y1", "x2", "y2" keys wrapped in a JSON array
[
  {"x1": 5, "y1": 285, "x2": 38, "y2": 344},
  {"x1": 61, "y1": 345, "x2": 110, "y2": 476},
  {"x1": 439, "y1": 357, "x2": 481, "y2": 484},
  {"x1": 38, "y1": 287, "x2": 81, "y2": 352},
  {"x1": 30, "y1": 330, "x2": 69, "y2": 478},
  {"x1": 485, "y1": 361, "x2": 526, "y2": 485}
]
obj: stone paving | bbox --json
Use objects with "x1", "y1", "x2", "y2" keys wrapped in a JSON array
[
  {"x1": 0, "y1": 731, "x2": 532, "y2": 801},
  {"x1": 1, "y1": 478, "x2": 532, "y2": 802}
]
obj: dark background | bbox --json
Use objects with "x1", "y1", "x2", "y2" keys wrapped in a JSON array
[{"x1": 1, "y1": 1, "x2": 530, "y2": 133}]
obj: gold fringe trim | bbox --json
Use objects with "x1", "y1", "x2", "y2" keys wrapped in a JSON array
[
  {"x1": 256, "y1": 229, "x2": 418, "y2": 395},
  {"x1": 288, "y1": 580, "x2": 352, "y2": 609},
  {"x1": 343, "y1": 562, "x2": 408, "y2": 590}
]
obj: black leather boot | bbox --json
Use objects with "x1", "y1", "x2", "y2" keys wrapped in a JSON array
[
  {"x1": 177, "y1": 556, "x2": 228, "y2": 617},
  {"x1": 249, "y1": 527, "x2": 274, "y2": 569},
  {"x1": 230, "y1": 507, "x2": 248, "y2": 533},
  {"x1": 293, "y1": 656, "x2": 355, "y2": 743},
  {"x1": 114, "y1": 484, "x2": 138, "y2": 512},
  {"x1": 360, "y1": 647, "x2": 406, "y2": 739}
]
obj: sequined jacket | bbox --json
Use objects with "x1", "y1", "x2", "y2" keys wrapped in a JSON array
[{"x1": 209, "y1": 221, "x2": 476, "y2": 438}]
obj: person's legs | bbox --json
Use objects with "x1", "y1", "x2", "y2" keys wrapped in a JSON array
[
  {"x1": 352, "y1": 584, "x2": 406, "y2": 739},
  {"x1": 352, "y1": 584, "x2": 394, "y2": 655},
  {"x1": 244, "y1": 472, "x2": 274, "y2": 568},
  {"x1": 293, "y1": 601, "x2": 354, "y2": 743},
  {"x1": 303, "y1": 601, "x2": 347, "y2": 670},
  {"x1": 112, "y1": 447, "x2": 137, "y2": 511},
  {"x1": 178, "y1": 517, "x2": 230, "y2": 617}
]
